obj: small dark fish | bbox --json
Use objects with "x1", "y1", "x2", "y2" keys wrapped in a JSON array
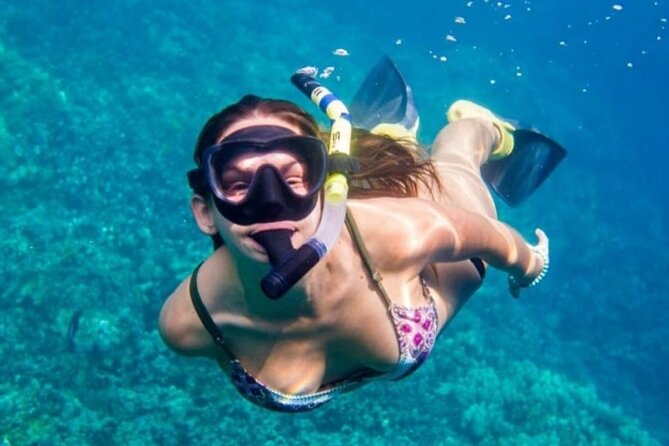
[{"x1": 66, "y1": 309, "x2": 83, "y2": 352}]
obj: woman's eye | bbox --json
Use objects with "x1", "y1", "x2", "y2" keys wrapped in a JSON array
[
  {"x1": 285, "y1": 176, "x2": 308, "y2": 194},
  {"x1": 220, "y1": 174, "x2": 251, "y2": 201},
  {"x1": 285, "y1": 176, "x2": 303, "y2": 186},
  {"x1": 226, "y1": 182, "x2": 249, "y2": 192}
]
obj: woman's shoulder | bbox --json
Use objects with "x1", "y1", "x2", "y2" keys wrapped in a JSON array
[
  {"x1": 345, "y1": 196, "x2": 492, "y2": 271},
  {"x1": 347, "y1": 197, "x2": 445, "y2": 237},
  {"x1": 159, "y1": 275, "x2": 207, "y2": 356},
  {"x1": 158, "y1": 255, "x2": 232, "y2": 358},
  {"x1": 348, "y1": 195, "x2": 433, "y2": 212},
  {"x1": 345, "y1": 198, "x2": 444, "y2": 270}
]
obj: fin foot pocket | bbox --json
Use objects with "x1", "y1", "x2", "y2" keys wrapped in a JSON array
[{"x1": 446, "y1": 99, "x2": 515, "y2": 160}]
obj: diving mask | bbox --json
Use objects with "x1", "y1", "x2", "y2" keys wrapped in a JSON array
[{"x1": 199, "y1": 125, "x2": 328, "y2": 225}]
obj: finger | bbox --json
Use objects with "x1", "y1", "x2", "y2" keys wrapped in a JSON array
[{"x1": 534, "y1": 228, "x2": 549, "y2": 249}]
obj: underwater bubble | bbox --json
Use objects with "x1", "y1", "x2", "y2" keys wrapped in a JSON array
[
  {"x1": 319, "y1": 66, "x2": 334, "y2": 79},
  {"x1": 333, "y1": 48, "x2": 350, "y2": 56},
  {"x1": 612, "y1": 4, "x2": 623, "y2": 11},
  {"x1": 296, "y1": 66, "x2": 318, "y2": 77},
  {"x1": 455, "y1": 16, "x2": 467, "y2": 24},
  {"x1": 446, "y1": 34, "x2": 457, "y2": 42}
]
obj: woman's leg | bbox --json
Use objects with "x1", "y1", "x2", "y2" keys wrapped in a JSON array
[
  {"x1": 427, "y1": 117, "x2": 500, "y2": 328},
  {"x1": 431, "y1": 117, "x2": 500, "y2": 218},
  {"x1": 426, "y1": 105, "x2": 513, "y2": 326}
]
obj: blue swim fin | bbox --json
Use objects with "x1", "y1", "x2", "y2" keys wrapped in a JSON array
[
  {"x1": 350, "y1": 56, "x2": 419, "y2": 140},
  {"x1": 480, "y1": 127, "x2": 567, "y2": 206}
]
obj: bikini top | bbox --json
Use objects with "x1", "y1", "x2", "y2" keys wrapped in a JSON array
[{"x1": 189, "y1": 209, "x2": 439, "y2": 412}]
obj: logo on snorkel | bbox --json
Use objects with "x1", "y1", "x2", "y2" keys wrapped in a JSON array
[{"x1": 311, "y1": 86, "x2": 328, "y2": 101}]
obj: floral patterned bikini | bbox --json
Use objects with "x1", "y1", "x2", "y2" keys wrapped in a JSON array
[{"x1": 189, "y1": 210, "x2": 441, "y2": 412}]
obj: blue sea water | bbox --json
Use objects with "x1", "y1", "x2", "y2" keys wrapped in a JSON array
[{"x1": 1, "y1": 0, "x2": 667, "y2": 444}]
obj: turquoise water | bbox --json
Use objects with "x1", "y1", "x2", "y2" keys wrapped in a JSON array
[{"x1": 1, "y1": 0, "x2": 667, "y2": 444}]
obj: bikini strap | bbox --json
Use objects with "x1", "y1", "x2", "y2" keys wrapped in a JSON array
[
  {"x1": 345, "y1": 208, "x2": 394, "y2": 307},
  {"x1": 189, "y1": 262, "x2": 235, "y2": 357}
]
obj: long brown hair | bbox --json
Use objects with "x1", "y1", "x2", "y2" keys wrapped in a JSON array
[
  {"x1": 347, "y1": 129, "x2": 441, "y2": 199},
  {"x1": 193, "y1": 95, "x2": 442, "y2": 199}
]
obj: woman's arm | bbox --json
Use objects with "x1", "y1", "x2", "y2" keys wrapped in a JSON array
[
  {"x1": 159, "y1": 276, "x2": 215, "y2": 356},
  {"x1": 420, "y1": 201, "x2": 549, "y2": 295},
  {"x1": 347, "y1": 198, "x2": 548, "y2": 296}
]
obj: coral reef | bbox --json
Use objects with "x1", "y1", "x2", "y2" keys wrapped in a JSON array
[{"x1": 1, "y1": 0, "x2": 667, "y2": 444}]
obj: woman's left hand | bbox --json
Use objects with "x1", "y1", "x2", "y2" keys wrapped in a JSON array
[{"x1": 508, "y1": 229, "x2": 550, "y2": 298}]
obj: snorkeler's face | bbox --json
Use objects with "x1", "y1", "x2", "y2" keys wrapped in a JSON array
[{"x1": 201, "y1": 120, "x2": 327, "y2": 226}]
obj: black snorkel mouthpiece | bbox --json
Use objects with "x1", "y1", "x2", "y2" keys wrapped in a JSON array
[
  {"x1": 251, "y1": 230, "x2": 325, "y2": 299},
  {"x1": 251, "y1": 230, "x2": 295, "y2": 265},
  {"x1": 261, "y1": 243, "x2": 325, "y2": 299}
]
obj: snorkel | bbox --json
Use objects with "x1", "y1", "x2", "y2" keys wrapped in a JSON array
[{"x1": 257, "y1": 72, "x2": 356, "y2": 299}]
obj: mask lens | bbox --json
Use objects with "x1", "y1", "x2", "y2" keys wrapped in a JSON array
[
  {"x1": 216, "y1": 151, "x2": 310, "y2": 203},
  {"x1": 204, "y1": 135, "x2": 327, "y2": 205},
  {"x1": 216, "y1": 164, "x2": 254, "y2": 203}
]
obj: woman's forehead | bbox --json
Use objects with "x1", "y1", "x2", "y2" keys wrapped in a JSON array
[
  {"x1": 218, "y1": 117, "x2": 301, "y2": 143},
  {"x1": 227, "y1": 150, "x2": 306, "y2": 169}
]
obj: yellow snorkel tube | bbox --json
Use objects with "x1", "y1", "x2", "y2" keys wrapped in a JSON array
[
  {"x1": 310, "y1": 88, "x2": 351, "y2": 205},
  {"x1": 259, "y1": 72, "x2": 357, "y2": 299}
]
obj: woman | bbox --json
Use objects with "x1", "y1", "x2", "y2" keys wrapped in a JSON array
[{"x1": 159, "y1": 92, "x2": 549, "y2": 412}]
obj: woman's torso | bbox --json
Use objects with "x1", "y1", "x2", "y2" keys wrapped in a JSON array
[{"x1": 182, "y1": 197, "x2": 484, "y2": 397}]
